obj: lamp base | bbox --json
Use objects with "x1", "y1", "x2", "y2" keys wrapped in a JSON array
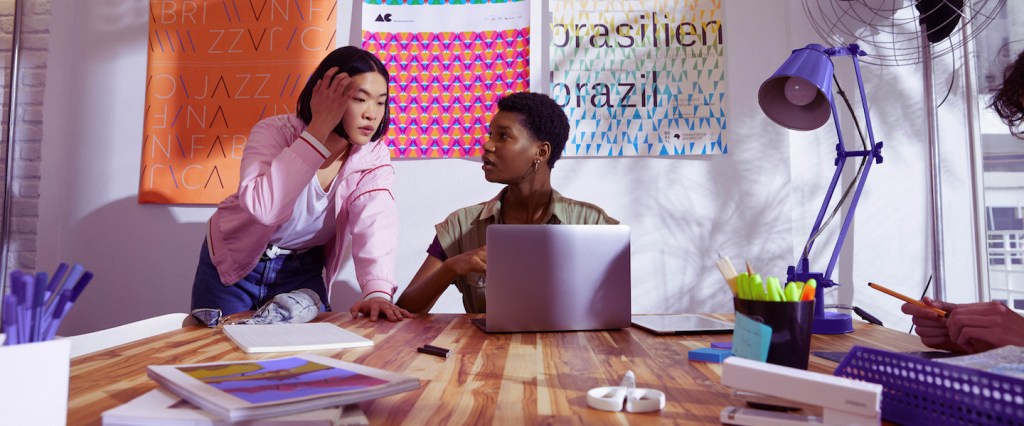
[{"x1": 812, "y1": 311, "x2": 854, "y2": 334}]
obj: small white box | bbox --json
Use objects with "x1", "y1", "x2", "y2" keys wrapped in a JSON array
[{"x1": 0, "y1": 338, "x2": 71, "y2": 425}]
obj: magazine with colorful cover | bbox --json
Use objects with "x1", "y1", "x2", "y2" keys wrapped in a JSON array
[
  {"x1": 147, "y1": 354, "x2": 418, "y2": 422},
  {"x1": 101, "y1": 388, "x2": 369, "y2": 426}
]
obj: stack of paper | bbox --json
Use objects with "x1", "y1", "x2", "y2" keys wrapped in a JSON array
[{"x1": 102, "y1": 388, "x2": 369, "y2": 425}]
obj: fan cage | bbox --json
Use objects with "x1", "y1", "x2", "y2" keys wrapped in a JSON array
[{"x1": 803, "y1": 0, "x2": 1007, "y2": 67}]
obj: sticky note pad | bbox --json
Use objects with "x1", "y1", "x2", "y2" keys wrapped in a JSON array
[
  {"x1": 732, "y1": 312, "x2": 772, "y2": 362},
  {"x1": 711, "y1": 341, "x2": 733, "y2": 350},
  {"x1": 688, "y1": 347, "x2": 732, "y2": 363}
]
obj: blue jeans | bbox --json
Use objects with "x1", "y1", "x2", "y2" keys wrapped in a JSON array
[{"x1": 190, "y1": 240, "x2": 330, "y2": 316}]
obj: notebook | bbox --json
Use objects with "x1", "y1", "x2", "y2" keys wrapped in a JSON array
[
  {"x1": 473, "y1": 224, "x2": 631, "y2": 333},
  {"x1": 223, "y1": 323, "x2": 373, "y2": 353}
]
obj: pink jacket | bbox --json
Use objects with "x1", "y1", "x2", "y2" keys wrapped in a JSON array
[{"x1": 206, "y1": 114, "x2": 398, "y2": 300}]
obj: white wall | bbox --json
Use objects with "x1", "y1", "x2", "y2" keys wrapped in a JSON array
[{"x1": 40, "y1": 0, "x2": 976, "y2": 336}]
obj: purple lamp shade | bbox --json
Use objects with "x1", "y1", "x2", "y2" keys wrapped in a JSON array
[{"x1": 758, "y1": 44, "x2": 835, "y2": 131}]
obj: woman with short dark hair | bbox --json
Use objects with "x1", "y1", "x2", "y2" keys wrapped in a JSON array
[
  {"x1": 191, "y1": 46, "x2": 413, "y2": 322},
  {"x1": 397, "y1": 92, "x2": 618, "y2": 314}
]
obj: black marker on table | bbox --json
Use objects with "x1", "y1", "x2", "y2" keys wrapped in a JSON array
[{"x1": 417, "y1": 345, "x2": 450, "y2": 358}]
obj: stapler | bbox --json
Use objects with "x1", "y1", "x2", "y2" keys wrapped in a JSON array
[{"x1": 719, "y1": 357, "x2": 882, "y2": 425}]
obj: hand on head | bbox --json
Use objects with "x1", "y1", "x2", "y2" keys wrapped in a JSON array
[
  {"x1": 307, "y1": 67, "x2": 353, "y2": 151},
  {"x1": 349, "y1": 297, "x2": 414, "y2": 322}
]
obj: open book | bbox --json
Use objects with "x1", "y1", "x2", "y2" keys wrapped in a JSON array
[
  {"x1": 102, "y1": 388, "x2": 368, "y2": 425},
  {"x1": 222, "y1": 323, "x2": 373, "y2": 354},
  {"x1": 147, "y1": 354, "x2": 419, "y2": 422}
]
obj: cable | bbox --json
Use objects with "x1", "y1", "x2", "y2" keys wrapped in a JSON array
[
  {"x1": 909, "y1": 275, "x2": 934, "y2": 334},
  {"x1": 800, "y1": 76, "x2": 870, "y2": 261},
  {"x1": 936, "y1": 38, "x2": 957, "y2": 109},
  {"x1": 824, "y1": 303, "x2": 883, "y2": 326}
]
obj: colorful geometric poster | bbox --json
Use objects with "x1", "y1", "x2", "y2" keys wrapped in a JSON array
[
  {"x1": 550, "y1": 0, "x2": 726, "y2": 156},
  {"x1": 362, "y1": 0, "x2": 530, "y2": 158},
  {"x1": 140, "y1": 0, "x2": 337, "y2": 204}
]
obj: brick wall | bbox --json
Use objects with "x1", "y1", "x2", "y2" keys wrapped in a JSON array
[{"x1": 1, "y1": 0, "x2": 49, "y2": 272}]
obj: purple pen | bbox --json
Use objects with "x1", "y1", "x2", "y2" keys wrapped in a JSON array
[
  {"x1": 44, "y1": 263, "x2": 68, "y2": 309},
  {"x1": 44, "y1": 264, "x2": 85, "y2": 322},
  {"x1": 69, "y1": 271, "x2": 94, "y2": 303},
  {"x1": 31, "y1": 272, "x2": 47, "y2": 342},
  {"x1": 3, "y1": 294, "x2": 18, "y2": 345},
  {"x1": 43, "y1": 289, "x2": 71, "y2": 342},
  {"x1": 46, "y1": 263, "x2": 68, "y2": 293},
  {"x1": 54, "y1": 271, "x2": 94, "y2": 330},
  {"x1": 10, "y1": 272, "x2": 27, "y2": 344}
]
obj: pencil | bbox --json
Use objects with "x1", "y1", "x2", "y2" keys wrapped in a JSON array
[
  {"x1": 714, "y1": 256, "x2": 738, "y2": 295},
  {"x1": 868, "y1": 282, "x2": 948, "y2": 318}
]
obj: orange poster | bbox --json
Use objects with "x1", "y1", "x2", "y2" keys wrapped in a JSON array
[{"x1": 140, "y1": 0, "x2": 337, "y2": 204}]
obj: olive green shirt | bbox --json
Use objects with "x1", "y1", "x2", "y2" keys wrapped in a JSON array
[{"x1": 435, "y1": 188, "x2": 619, "y2": 313}]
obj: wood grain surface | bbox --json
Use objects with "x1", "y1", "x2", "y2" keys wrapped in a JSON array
[{"x1": 68, "y1": 313, "x2": 929, "y2": 425}]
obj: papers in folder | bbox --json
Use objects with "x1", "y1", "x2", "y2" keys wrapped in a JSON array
[{"x1": 223, "y1": 323, "x2": 373, "y2": 353}]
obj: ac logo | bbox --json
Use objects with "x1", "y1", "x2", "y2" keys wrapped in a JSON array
[{"x1": 375, "y1": 14, "x2": 392, "y2": 22}]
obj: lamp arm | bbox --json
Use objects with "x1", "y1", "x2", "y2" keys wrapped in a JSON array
[
  {"x1": 824, "y1": 51, "x2": 882, "y2": 279},
  {"x1": 798, "y1": 45, "x2": 885, "y2": 283},
  {"x1": 824, "y1": 157, "x2": 877, "y2": 279},
  {"x1": 797, "y1": 78, "x2": 852, "y2": 274},
  {"x1": 798, "y1": 145, "x2": 849, "y2": 273}
]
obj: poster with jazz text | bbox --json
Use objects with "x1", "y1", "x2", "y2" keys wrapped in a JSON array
[
  {"x1": 551, "y1": 0, "x2": 726, "y2": 157},
  {"x1": 140, "y1": 0, "x2": 337, "y2": 204}
]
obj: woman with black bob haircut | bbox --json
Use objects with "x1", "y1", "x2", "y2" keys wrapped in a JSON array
[
  {"x1": 191, "y1": 46, "x2": 414, "y2": 322},
  {"x1": 397, "y1": 92, "x2": 619, "y2": 313}
]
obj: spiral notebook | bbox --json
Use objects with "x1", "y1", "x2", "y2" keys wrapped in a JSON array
[{"x1": 223, "y1": 323, "x2": 373, "y2": 354}]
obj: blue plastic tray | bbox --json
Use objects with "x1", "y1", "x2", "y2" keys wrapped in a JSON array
[{"x1": 834, "y1": 346, "x2": 1024, "y2": 425}]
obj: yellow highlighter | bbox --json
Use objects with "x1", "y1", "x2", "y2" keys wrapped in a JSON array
[
  {"x1": 784, "y1": 281, "x2": 801, "y2": 302},
  {"x1": 735, "y1": 273, "x2": 749, "y2": 299},
  {"x1": 750, "y1": 274, "x2": 766, "y2": 301},
  {"x1": 765, "y1": 277, "x2": 784, "y2": 302}
]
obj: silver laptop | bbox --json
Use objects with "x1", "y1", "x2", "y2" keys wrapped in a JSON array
[{"x1": 473, "y1": 224, "x2": 631, "y2": 333}]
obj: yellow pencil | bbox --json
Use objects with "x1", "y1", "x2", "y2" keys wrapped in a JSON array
[{"x1": 868, "y1": 282, "x2": 948, "y2": 318}]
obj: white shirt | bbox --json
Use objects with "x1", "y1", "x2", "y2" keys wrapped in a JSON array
[{"x1": 269, "y1": 175, "x2": 338, "y2": 250}]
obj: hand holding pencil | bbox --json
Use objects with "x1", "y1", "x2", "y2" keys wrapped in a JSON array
[{"x1": 867, "y1": 282, "x2": 948, "y2": 318}]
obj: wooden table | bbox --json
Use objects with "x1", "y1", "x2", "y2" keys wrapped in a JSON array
[{"x1": 68, "y1": 313, "x2": 929, "y2": 425}]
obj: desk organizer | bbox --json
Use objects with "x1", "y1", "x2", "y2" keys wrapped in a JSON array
[
  {"x1": 0, "y1": 338, "x2": 70, "y2": 425},
  {"x1": 834, "y1": 345, "x2": 1024, "y2": 426}
]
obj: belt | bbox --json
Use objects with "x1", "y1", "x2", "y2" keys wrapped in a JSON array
[{"x1": 260, "y1": 244, "x2": 293, "y2": 261}]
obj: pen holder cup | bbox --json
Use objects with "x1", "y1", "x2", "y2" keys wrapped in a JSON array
[
  {"x1": 734, "y1": 298, "x2": 815, "y2": 370},
  {"x1": 0, "y1": 338, "x2": 71, "y2": 425}
]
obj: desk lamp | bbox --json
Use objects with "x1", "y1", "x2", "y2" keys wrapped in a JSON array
[{"x1": 758, "y1": 44, "x2": 883, "y2": 334}]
